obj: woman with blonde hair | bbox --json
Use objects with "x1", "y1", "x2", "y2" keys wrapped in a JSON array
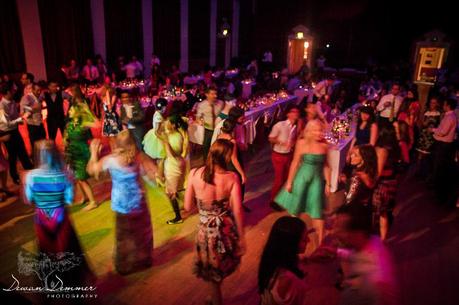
[
  {"x1": 275, "y1": 119, "x2": 331, "y2": 245},
  {"x1": 87, "y1": 130, "x2": 155, "y2": 274}
]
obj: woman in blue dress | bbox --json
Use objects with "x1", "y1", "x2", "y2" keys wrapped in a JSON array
[{"x1": 87, "y1": 130, "x2": 156, "y2": 274}]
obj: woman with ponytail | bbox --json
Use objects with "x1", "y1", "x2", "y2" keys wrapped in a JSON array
[{"x1": 184, "y1": 139, "x2": 245, "y2": 305}]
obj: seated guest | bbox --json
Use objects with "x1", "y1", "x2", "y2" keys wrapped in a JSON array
[
  {"x1": 258, "y1": 216, "x2": 312, "y2": 305},
  {"x1": 81, "y1": 58, "x2": 99, "y2": 85},
  {"x1": 344, "y1": 145, "x2": 378, "y2": 206},
  {"x1": 334, "y1": 204, "x2": 398, "y2": 305},
  {"x1": 67, "y1": 59, "x2": 80, "y2": 82}
]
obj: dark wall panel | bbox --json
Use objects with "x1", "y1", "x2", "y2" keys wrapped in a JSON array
[
  {"x1": 153, "y1": 0, "x2": 180, "y2": 69},
  {"x1": 38, "y1": 0, "x2": 94, "y2": 80},
  {"x1": 189, "y1": 0, "x2": 210, "y2": 72},
  {"x1": 0, "y1": 0, "x2": 26, "y2": 75},
  {"x1": 104, "y1": 0, "x2": 143, "y2": 66}
]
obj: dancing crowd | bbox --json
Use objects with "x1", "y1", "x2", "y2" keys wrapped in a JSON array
[{"x1": 1, "y1": 54, "x2": 458, "y2": 305}]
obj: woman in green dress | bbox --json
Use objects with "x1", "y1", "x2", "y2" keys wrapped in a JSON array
[
  {"x1": 275, "y1": 119, "x2": 331, "y2": 245},
  {"x1": 64, "y1": 96, "x2": 97, "y2": 211}
]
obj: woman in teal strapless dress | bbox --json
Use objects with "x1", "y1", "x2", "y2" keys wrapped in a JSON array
[{"x1": 275, "y1": 119, "x2": 331, "y2": 244}]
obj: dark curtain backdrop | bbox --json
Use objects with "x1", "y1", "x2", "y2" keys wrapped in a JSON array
[
  {"x1": 238, "y1": 0, "x2": 254, "y2": 64},
  {"x1": 189, "y1": 0, "x2": 210, "y2": 72},
  {"x1": 38, "y1": 0, "x2": 94, "y2": 81},
  {"x1": 153, "y1": 0, "x2": 180, "y2": 69},
  {"x1": 0, "y1": 0, "x2": 26, "y2": 75},
  {"x1": 104, "y1": 0, "x2": 143, "y2": 66}
]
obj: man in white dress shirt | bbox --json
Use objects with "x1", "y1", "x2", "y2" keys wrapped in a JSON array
[
  {"x1": 20, "y1": 83, "x2": 46, "y2": 149},
  {"x1": 429, "y1": 98, "x2": 458, "y2": 206},
  {"x1": 196, "y1": 86, "x2": 223, "y2": 159},
  {"x1": 268, "y1": 105, "x2": 300, "y2": 210},
  {"x1": 81, "y1": 59, "x2": 99, "y2": 84},
  {"x1": 313, "y1": 76, "x2": 335, "y2": 101},
  {"x1": 376, "y1": 84, "x2": 403, "y2": 125}
]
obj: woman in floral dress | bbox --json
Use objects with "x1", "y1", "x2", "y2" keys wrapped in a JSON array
[{"x1": 184, "y1": 139, "x2": 245, "y2": 305}]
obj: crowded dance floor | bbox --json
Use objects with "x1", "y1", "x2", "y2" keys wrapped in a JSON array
[{"x1": 0, "y1": 1, "x2": 458, "y2": 305}]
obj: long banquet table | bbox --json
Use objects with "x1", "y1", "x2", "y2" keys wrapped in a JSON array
[{"x1": 188, "y1": 95, "x2": 298, "y2": 145}]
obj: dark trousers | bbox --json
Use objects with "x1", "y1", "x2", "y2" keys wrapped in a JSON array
[
  {"x1": 202, "y1": 128, "x2": 214, "y2": 161},
  {"x1": 129, "y1": 127, "x2": 145, "y2": 151},
  {"x1": 271, "y1": 151, "x2": 293, "y2": 201},
  {"x1": 47, "y1": 118, "x2": 65, "y2": 141},
  {"x1": 27, "y1": 124, "x2": 46, "y2": 151},
  {"x1": 4, "y1": 129, "x2": 33, "y2": 180},
  {"x1": 431, "y1": 140, "x2": 458, "y2": 205}
]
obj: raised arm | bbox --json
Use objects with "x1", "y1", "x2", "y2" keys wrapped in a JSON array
[{"x1": 86, "y1": 139, "x2": 106, "y2": 179}]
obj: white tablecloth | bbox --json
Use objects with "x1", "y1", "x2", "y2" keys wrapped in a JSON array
[{"x1": 327, "y1": 123, "x2": 356, "y2": 193}]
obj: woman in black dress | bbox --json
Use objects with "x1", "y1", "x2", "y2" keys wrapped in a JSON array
[{"x1": 345, "y1": 144, "x2": 378, "y2": 206}]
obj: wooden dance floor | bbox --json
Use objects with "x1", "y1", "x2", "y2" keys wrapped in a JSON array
[{"x1": 0, "y1": 142, "x2": 458, "y2": 305}]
